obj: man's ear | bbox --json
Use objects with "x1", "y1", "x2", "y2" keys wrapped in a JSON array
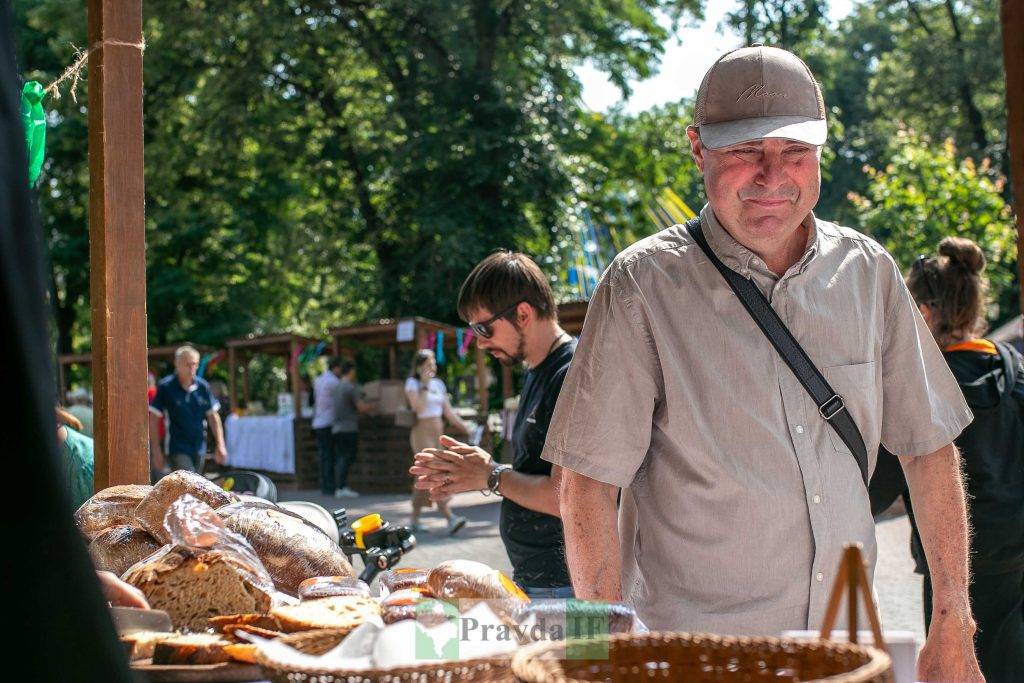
[
  {"x1": 516, "y1": 301, "x2": 533, "y2": 328},
  {"x1": 686, "y1": 126, "x2": 706, "y2": 172}
]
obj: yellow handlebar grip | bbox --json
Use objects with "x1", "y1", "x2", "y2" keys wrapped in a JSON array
[{"x1": 352, "y1": 513, "x2": 383, "y2": 550}]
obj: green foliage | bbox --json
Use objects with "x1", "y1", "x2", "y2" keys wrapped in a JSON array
[{"x1": 849, "y1": 130, "x2": 1017, "y2": 322}]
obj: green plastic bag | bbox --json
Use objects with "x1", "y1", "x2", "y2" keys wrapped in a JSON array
[{"x1": 21, "y1": 81, "x2": 46, "y2": 186}]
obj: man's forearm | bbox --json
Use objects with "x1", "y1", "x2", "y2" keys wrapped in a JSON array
[
  {"x1": 559, "y1": 469, "x2": 622, "y2": 601},
  {"x1": 499, "y1": 470, "x2": 559, "y2": 517},
  {"x1": 901, "y1": 443, "x2": 972, "y2": 617},
  {"x1": 209, "y1": 412, "x2": 226, "y2": 449}
]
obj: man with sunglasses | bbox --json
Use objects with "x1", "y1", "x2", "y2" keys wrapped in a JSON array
[
  {"x1": 543, "y1": 45, "x2": 981, "y2": 681},
  {"x1": 410, "y1": 251, "x2": 576, "y2": 598}
]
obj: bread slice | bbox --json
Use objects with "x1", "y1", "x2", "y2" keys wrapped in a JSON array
[
  {"x1": 208, "y1": 613, "x2": 282, "y2": 634},
  {"x1": 123, "y1": 547, "x2": 272, "y2": 632},
  {"x1": 271, "y1": 596, "x2": 381, "y2": 633},
  {"x1": 120, "y1": 630, "x2": 178, "y2": 661},
  {"x1": 151, "y1": 633, "x2": 233, "y2": 665},
  {"x1": 134, "y1": 471, "x2": 237, "y2": 543}
]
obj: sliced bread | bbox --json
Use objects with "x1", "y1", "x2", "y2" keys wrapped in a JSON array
[
  {"x1": 120, "y1": 630, "x2": 178, "y2": 661},
  {"x1": 151, "y1": 633, "x2": 233, "y2": 665},
  {"x1": 123, "y1": 547, "x2": 272, "y2": 632},
  {"x1": 271, "y1": 596, "x2": 381, "y2": 633}
]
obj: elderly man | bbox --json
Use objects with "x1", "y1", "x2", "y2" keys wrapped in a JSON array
[
  {"x1": 545, "y1": 45, "x2": 981, "y2": 680},
  {"x1": 149, "y1": 345, "x2": 228, "y2": 473}
]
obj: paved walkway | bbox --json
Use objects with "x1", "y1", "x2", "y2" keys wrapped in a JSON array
[{"x1": 285, "y1": 489, "x2": 924, "y2": 641}]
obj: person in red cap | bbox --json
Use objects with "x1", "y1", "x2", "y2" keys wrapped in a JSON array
[{"x1": 546, "y1": 45, "x2": 981, "y2": 681}]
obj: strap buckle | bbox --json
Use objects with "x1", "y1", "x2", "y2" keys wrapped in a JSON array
[{"x1": 818, "y1": 394, "x2": 845, "y2": 421}]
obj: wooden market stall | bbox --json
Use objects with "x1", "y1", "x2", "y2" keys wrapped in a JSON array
[
  {"x1": 224, "y1": 332, "x2": 324, "y2": 489},
  {"x1": 328, "y1": 317, "x2": 490, "y2": 494}
]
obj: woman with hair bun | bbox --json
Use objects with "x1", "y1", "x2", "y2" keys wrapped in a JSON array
[{"x1": 876, "y1": 236, "x2": 1024, "y2": 682}]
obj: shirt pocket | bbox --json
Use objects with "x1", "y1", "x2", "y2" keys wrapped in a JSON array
[{"x1": 821, "y1": 361, "x2": 880, "y2": 456}]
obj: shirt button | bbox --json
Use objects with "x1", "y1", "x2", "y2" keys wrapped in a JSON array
[
  {"x1": 812, "y1": 494, "x2": 822, "y2": 504},
  {"x1": 816, "y1": 572, "x2": 824, "y2": 582},
  {"x1": 795, "y1": 425, "x2": 804, "y2": 434}
]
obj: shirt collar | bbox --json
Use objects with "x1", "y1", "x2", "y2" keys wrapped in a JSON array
[{"x1": 699, "y1": 204, "x2": 820, "y2": 278}]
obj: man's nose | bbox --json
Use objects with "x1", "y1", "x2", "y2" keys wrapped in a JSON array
[{"x1": 755, "y1": 153, "x2": 787, "y2": 188}]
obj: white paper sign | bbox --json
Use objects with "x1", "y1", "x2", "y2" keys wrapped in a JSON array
[{"x1": 396, "y1": 319, "x2": 415, "y2": 343}]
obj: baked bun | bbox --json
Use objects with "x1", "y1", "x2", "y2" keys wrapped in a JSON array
[
  {"x1": 378, "y1": 567, "x2": 431, "y2": 595},
  {"x1": 88, "y1": 525, "x2": 161, "y2": 577},
  {"x1": 427, "y1": 560, "x2": 529, "y2": 604},
  {"x1": 75, "y1": 485, "x2": 152, "y2": 539},
  {"x1": 298, "y1": 576, "x2": 371, "y2": 600},
  {"x1": 134, "y1": 471, "x2": 237, "y2": 543}
]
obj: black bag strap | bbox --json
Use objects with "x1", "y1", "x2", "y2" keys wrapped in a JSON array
[
  {"x1": 685, "y1": 217, "x2": 870, "y2": 486},
  {"x1": 994, "y1": 341, "x2": 1021, "y2": 407}
]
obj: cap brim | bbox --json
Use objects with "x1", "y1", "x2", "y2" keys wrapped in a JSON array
[{"x1": 699, "y1": 115, "x2": 827, "y2": 150}]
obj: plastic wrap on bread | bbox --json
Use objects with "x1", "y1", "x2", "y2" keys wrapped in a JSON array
[
  {"x1": 217, "y1": 500, "x2": 356, "y2": 596},
  {"x1": 377, "y1": 567, "x2": 431, "y2": 596},
  {"x1": 88, "y1": 524, "x2": 162, "y2": 577},
  {"x1": 74, "y1": 484, "x2": 152, "y2": 539},
  {"x1": 134, "y1": 471, "x2": 238, "y2": 543},
  {"x1": 298, "y1": 576, "x2": 371, "y2": 600},
  {"x1": 380, "y1": 589, "x2": 449, "y2": 626},
  {"x1": 427, "y1": 560, "x2": 529, "y2": 605},
  {"x1": 122, "y1": 495, "x2": 275, "y2": 630},
  {"x1": 512, "y1": 600, "x2": 646, "y2": 642}
]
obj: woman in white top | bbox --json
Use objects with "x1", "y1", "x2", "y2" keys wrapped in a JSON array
[{"x1": 405, "y1": 349, "x2": 470, "y2": 534}]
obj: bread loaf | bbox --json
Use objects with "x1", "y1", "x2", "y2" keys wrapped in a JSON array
[
  {"x1": 427, "y1": 560, "x2": 529, "y2": 604},
  {"x1": 208, "y1": 613, "x2": 282, "y2": 634},
  {"x1": 120, "y1": 631, "x2": 177, "y2": 661},
  {"x1": 134, "y1": 471, "x2": 237, "y2": 544},
  {"x1": 218, "y1": 501, "x2": 355, "y2": 596},
  {"x1": 298, "y1": 576, "x2": 371, "y2": 600},
  {"x1": 378, "y1": 567, "x2": 431, "y2": 596},
  {"x1": 88, "y1": 525, "x2": 161, "y2": 577},
  {"x1": 75, "y1": 485, "x2": 152, "y2": 539},
  {"x1": 151, "y1": 633, "x2": 233, "y2": 665},
  {"x1": 271, "y1": 596, "x2": 381, "y2": 633},
  {"x1": 123, "y1": 547, "x2": 272, "y2": 632}
]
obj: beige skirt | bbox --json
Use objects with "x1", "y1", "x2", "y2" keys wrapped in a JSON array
[{"x1": 410, "y1": 416, "x2": 449, "y2": 507}]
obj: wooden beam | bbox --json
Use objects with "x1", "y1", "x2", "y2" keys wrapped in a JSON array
[
  {"x1": 228, "y1": 346, "x2": 237, "y2": 413},
  {"x1": 88, "y1": 0, "x2": 148, "y2": 487},
  {"x1": 1002, "y1": 0, "x2": 1024, "y2": 314},
  {"x1": 241, "y1": 359, "x2": 250, "y2": 407},
  {"x1": 475, "y1": 344, "x2": 489, "y2": 418},
  {"x1": 290, "y1": 339, "x2": 301, "y2": 420}
]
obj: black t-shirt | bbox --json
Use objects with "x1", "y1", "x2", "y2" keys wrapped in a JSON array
[{"x1": 500, "y1": 338, "x2": 576, "y2": 588}]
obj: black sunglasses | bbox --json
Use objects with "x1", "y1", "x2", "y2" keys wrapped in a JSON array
[
  {"x1": 912, "y1": 255, "x2": 939, "y2": 304},
  {"x1": 469, "y1": 300, "x2": 525, "y2": 339}
]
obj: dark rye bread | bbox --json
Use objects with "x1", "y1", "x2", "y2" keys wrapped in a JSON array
[
  {"x1": 89, "y1": 525, "x2": 162, "y2": 577},
  {"x1": 134, "y1": 471, "x2": 238, "y2": 544},
  {"x1": 123, "y1": 547, "x2": 271, "y2": 632},
  {"x1": 218, "y1": 501, "x2": 355, "y2": 596},
  {"x1": 75, "y1": 484, "x2": 152, "y2": 540}
]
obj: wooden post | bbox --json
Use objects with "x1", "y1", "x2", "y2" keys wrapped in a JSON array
[
  {"x1": 290, "y1": 340, "x2": 301, "y2": 419},
  {"x1": 475, "y1": 344, "x2": 489, "y2": 418},
  {"x1": 88, "y1": 0, "x2": 148, "y2": 488},
  {"x1": 1002, "y1": 0, "x2": 1024, "y2": 315},
  {"x1": 227, "y1": 346, "x2": 237, "y2": 413},
  {"x1": 241, "y1": 360, "x2": 250, "y2": 407},
  {"x1": 389, "y1": 345, "x2": 398, "y2": 379},
  {"x1": 502, "y1": 365, "x2": 513, "y2": 400}
]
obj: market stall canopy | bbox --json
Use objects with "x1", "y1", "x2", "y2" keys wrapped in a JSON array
[
  {"x1": 226, "y1": 332, "x2": 325, "y2": 414},
  {"x1": 58, "y1": 343, "x2": 216, "y2": 395},
  {"x1": 557, "y1": 300, "x2": 588, "y2": 337}
]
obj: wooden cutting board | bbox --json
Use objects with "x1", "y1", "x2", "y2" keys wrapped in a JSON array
[{"x1": 131, "y1": 659, "x2": 266, "y2": 682}]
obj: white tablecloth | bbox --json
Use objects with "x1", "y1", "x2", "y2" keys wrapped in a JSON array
[{"x1": 225, "y1": 414, "x2": 295, "y2": 473}]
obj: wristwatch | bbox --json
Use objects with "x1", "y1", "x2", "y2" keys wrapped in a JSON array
[{"x1": 487, "y1": 464, "x2": 512, "y2": 496}]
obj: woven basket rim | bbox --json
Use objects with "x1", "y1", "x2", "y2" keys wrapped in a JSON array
[
  {"x1": 255, "y1": 645, "x2": 511, "y2": 677},
  {"x1": 509, "y1": 631, "x2": 892, "y2": 683}
]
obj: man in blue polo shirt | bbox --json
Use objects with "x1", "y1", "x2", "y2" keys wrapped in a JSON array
[{"x1": 149, "y1": 345, "x2": 228, "y2": 473}]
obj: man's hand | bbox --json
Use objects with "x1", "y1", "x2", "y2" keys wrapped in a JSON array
[
  {"x1": 214, "y1": 444, "x2": 228, "y2": 465},
  {"x1": 97, "y1": 570, "x2": 150, "y2": 609},
  {"x1": 917, "y1": 609, "x2": 983, "y2": 682},
  {"x1": 409, "y1": 435, "x2": 493, "y2": 499}
]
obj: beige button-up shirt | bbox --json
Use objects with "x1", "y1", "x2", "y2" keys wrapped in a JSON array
[{"x1": 543, "y1": 205, "x2": 972, "y2": 635}]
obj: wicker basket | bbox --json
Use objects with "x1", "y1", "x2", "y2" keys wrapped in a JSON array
[
  {"x1": 255, "y1": 648, "x2": 513, "y2": 683},
  {"x1": 511, "y1": 631, "x2": 892, "y2": 682}
]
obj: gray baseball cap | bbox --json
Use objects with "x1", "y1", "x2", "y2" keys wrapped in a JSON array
[{"x1": 694, "y1": 44, "x2": 826, "y2": 149}]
